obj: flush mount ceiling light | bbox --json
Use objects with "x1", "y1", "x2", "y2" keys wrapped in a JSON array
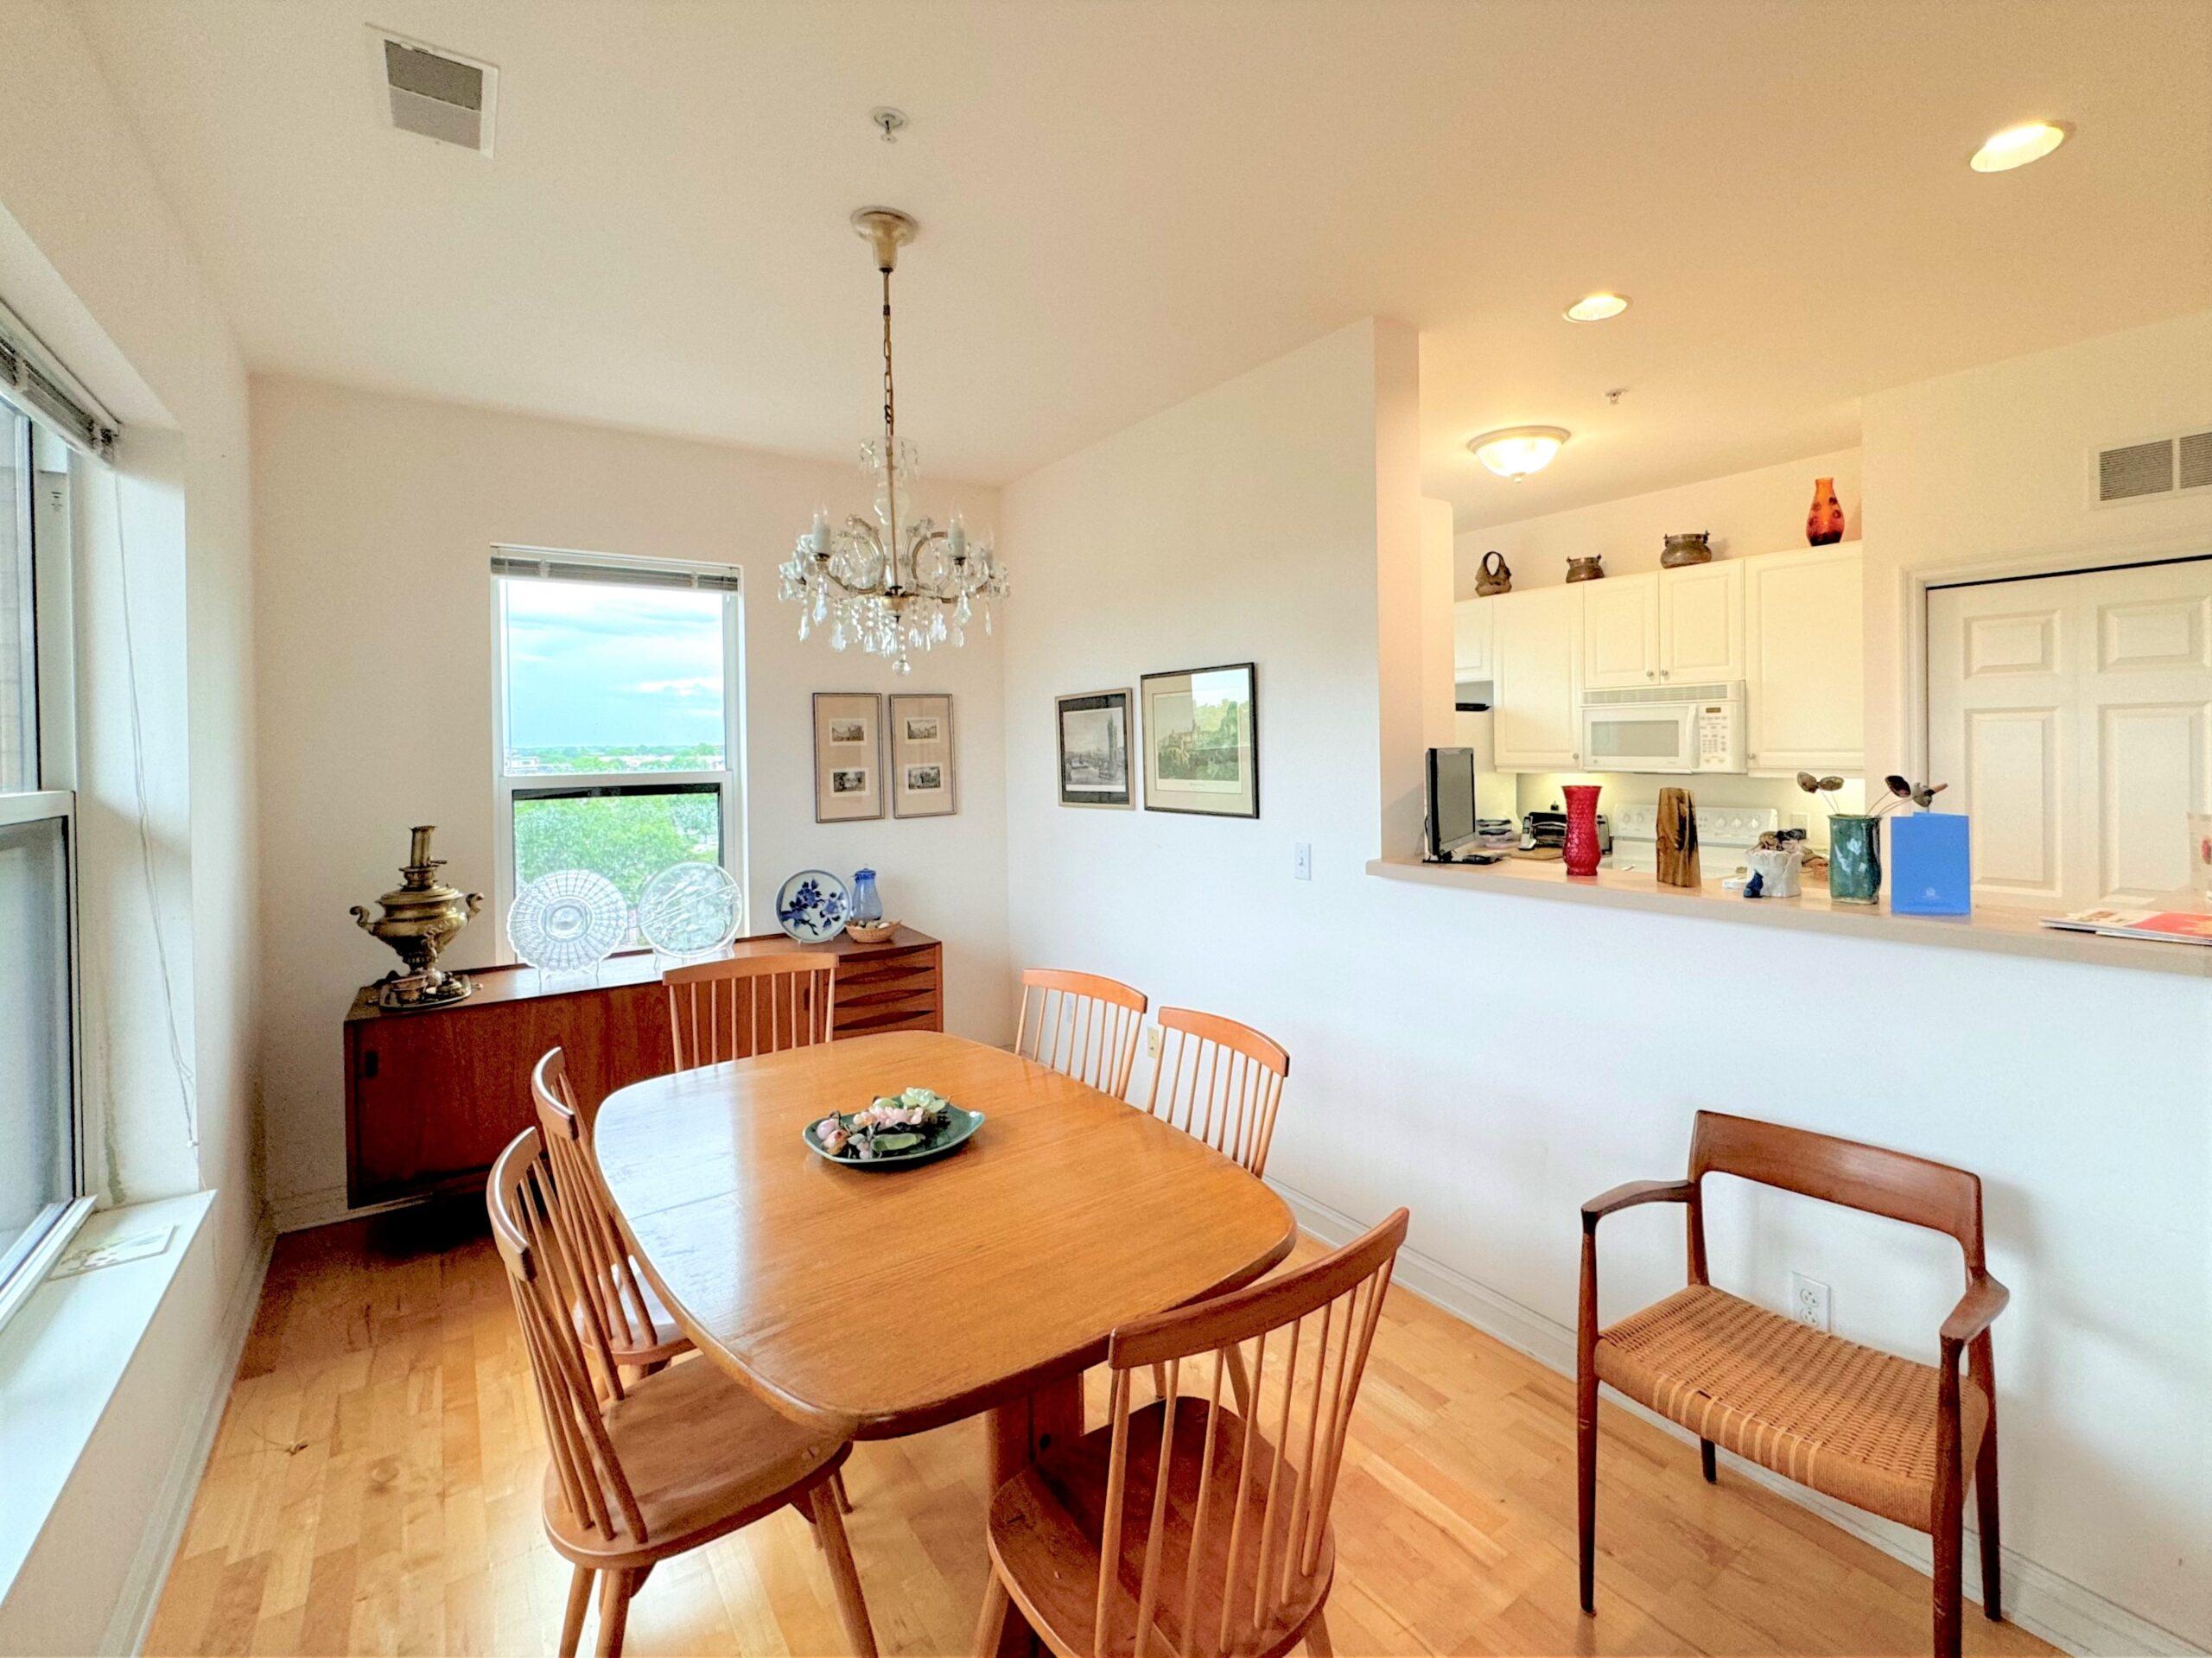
[
  {"x1": 1970, "y1": 121, "x2": 2069, "y2": 172},
  {"x1": 1564, "y1": 293, "x2": 1630, "y2": 322},
  {"x1": 1470, "y1": 426, "x2": 1571, "y2": 480}
]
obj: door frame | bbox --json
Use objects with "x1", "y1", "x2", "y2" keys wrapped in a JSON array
[{"x1": 1903, "y1": 527, "x2": 2212, "y2": 785}]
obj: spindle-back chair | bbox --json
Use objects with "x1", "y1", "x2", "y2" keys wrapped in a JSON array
[
  {"x1": 664, "y1": 950, "x2": 836, "y2": 1071},
  {"x1": 488, "y1": 1129, "x2": 875, "y2": 1658},
  {"x1": 1142, "y1": 1007, "x2": 1290, "y2": 1177},
  {"x1": 1014, "y1": 968, "x2": 1147, "y2": 1096},
  {"x1": 976, "y1": 1209, "x2": 1410, "y2": 1658}
]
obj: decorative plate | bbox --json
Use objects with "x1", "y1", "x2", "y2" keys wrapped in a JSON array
[
  {"x1": 637, "y1": 861, "x2": 742, "y2": 956},
  {"x1": 774, "y1": 868, "x2": 849, "y2": 943},
  {"x1": 507, "y1": 868, "x2": 626, "y2": 973},
  {"x1": 802, "y1": 1088, "x2": 984, "y2": 1172}
]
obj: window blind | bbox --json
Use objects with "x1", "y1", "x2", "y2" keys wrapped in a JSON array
[
  {"x1": 0, "y1": 306, "x2": 116, "y2": 457},
  {"x1": 491, "y1": 550, "x2": 741, "y2": 593}
]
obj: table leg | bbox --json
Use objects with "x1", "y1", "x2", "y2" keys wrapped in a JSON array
[{"x1": 983, "y1": 1375, "x2": 1085, "y2": 1658}]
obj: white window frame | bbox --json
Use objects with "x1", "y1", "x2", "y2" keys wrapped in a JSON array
[
  {"x1": 488, "y1": 547, "x2": 747, "y2": 958},
  {"x1": 0, "y1": 405, "x2": 90, "y2": 1337}
]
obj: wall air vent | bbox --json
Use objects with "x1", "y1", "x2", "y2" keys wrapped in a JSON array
[
  {"x1": 372, "y1": 28, "x2": 496, "y2": 154},
  {"x1": 2093, "y1": 428, "x2": 2212, "y2": 506}
]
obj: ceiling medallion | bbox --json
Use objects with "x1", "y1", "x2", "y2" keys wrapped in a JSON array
[{"x1": 779, "y1": 208, "x2": 1007, "y2": 673}]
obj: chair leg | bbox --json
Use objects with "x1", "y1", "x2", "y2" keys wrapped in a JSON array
[
  {"x1": 594, "y1": 1568, "x2": 634, "y2": 1658},
  {"x1": 1304, "y1": 1605, "x2": 1335, "y2": 1655},
  {"x1": 558, "y1": 1566, "x2": 594, "y2": 1658},
  {"x1": 1224, "y1": 1344, "x2": 1255, "y2": 1416},
  {"x1": 1975, "y1": 1416, "x2": 2002, "y2": 1622},
  {"x1": 832, "y1": 1469, "x2": 854, "y2": 1513},
  {"x1": 974, "y1": 1571, "x2": 1011, "y2": 1658},
  {"x1": 1933, "y1": 1488, "x2": 1965, "y2": 1658},
  {"x1": 1700, "y1": 1439, "x2": 1717, "y2": 1483},
  {"x1": 1576, "y1": 1356, "x2": 1599, "y2": 1614},
  {"x1": 811, "y1": 1481, "x2": 879, "y2": 1658}
]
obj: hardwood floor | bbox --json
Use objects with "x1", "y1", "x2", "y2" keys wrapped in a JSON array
[{"x1": 145, "y1": 1210, "x2": 2055, "y2": 1656}]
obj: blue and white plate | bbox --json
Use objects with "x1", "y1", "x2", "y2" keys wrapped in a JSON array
[{"x1": 774, "y1": 868, "x2": 850, "y2": 943}]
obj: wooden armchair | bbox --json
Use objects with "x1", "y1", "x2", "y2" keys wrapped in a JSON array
[{"x1": 1577, "y1": 1111, "x2": 2008, "y2": 1658}]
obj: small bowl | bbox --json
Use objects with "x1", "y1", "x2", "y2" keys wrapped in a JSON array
[{"x1": 845, "y1": 918, "x2": 901, "y2": 944}]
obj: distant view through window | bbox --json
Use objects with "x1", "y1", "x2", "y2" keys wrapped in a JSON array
[{"x1": 495, "y1": 565, "x2": 741, "y2": 939}]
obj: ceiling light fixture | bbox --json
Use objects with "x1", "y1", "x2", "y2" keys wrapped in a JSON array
[
  {"x1": 1564, "y1": 293, "x2": 1630, "y2": 322},
  {"x1": 1470, "y1": 426, "x2": 1571, "y2": 480},
  {"x1": 779, "y1": 209, "x2": 1007, "y2": 672},
  {"x1": 1969, "y1": 121, "x2": 2069, "y2": 173}
]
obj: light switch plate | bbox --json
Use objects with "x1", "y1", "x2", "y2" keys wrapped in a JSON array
[{"x1": 1293, "y1": 842, "x2": 1313, "y2": 880}]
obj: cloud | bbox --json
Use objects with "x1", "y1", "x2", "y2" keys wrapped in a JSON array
[{"x1": 630, "y1": 677, "x2": 722, "y2": 698}]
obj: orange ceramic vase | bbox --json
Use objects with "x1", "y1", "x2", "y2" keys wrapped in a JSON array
[{"x1": 1807, "y1": 478, "x2": 1845, "y2": 545}]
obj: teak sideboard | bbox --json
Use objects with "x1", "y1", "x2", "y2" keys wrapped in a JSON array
[{"x1": 342, "y1": 926, "x2": 944, "y2": 1208}]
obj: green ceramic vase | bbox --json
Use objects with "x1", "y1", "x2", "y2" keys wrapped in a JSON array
[{"x1": 1827, "y1": 815, "x2": 1883, "y2": 905}]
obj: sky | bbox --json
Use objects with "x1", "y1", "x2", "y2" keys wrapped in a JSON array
[{"x1": 501, "y1": 577, "x2": 727, "y2": 753}]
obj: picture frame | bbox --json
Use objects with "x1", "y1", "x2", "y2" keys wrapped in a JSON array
[
  {"x1": 888, "y1": 693, "x2": 957, "y2": 818},
  {"x1": 1141, "y1": 662, "x2": 1258, "y2": 818},
  {"x1": 812, "y1": 692, "x2": 885, "y2": 823},
  {"x1": 1056, "y1": 689, "x2": 1135, "y2": 809}
]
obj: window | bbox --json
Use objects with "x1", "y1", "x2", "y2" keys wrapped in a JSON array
[
  {"x1": 0, "y1": 398, "x2": 86, "y2": 1331},
  {"x1": 492, "y1": 551, "x2": 744, "y2": 948}
]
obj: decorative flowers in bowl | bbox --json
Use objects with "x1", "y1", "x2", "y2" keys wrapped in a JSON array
[{"x1": 809, "y1": 1087, "x2": 977, "y2": 1164}]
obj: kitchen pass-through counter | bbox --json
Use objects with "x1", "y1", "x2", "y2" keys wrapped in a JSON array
[{"x1": 1369, "y1": 854, "x2": 2212, "y2": 977}]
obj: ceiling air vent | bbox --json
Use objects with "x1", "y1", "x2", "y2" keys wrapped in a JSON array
[
  {"x1": 2179, "y1": 430, "x2": 2212, "y2": 493},
  {"x1": 2093, "y1": 428, "x2": 2212, "y2": 506},
  {"x1": 372, "y1": 29, "x2": 496, "y2": 154}
]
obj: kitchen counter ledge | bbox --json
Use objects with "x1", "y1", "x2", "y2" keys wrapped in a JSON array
[{"x1": 1368, "y1": 854, "x2": 2211, "y2": 978}]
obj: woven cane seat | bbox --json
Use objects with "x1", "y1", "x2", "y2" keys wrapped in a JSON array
[{"x1": 1594, "y1": 1286, "x2": 1987, "y2": 1529}]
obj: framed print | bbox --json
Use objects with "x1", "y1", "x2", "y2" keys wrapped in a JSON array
[
  {"x1": 1141, "y1": 662, "x2": 1257, "y2": 818},
  {"x1": 812, "y1": 692, "x2": 884, "y2": 822},
  {"x1": 1056, "y1": 689, "x2": 1135, "y2": 809},
  {"x1": 889, "y1": 693, "x2": 957, "y2": 818}
]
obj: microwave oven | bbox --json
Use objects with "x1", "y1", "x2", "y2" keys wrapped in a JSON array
[{"x1": 1579, "y1": 682, "x2": 1745, "y2": 774}]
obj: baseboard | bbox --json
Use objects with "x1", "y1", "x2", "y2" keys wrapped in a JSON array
[
  {"x1": 269, "y1": 1182, "x2": 428, "y2": 1235},
  {"x1": 1271, "y1": 1179, "x2": 2203, "y2": 1658},
  {"x1": 100, "y1": 1217, "x2": 273, "y2": 1656}
]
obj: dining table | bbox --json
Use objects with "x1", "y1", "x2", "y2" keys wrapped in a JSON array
[{"x1": 592, "y1": 1027, "x2": 1298, "y2": 1654}]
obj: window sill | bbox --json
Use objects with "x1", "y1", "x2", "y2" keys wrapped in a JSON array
[
  {"x1": 0, "y1": 1191, "x2": 214, "y2": 1608},
  {"x1": 1366, "y1": 855, "x2": 2212, "y2": 978}
]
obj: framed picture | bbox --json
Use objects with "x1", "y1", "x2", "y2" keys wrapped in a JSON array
[
  {"x1": 1141, "y1": 662, "x2": 1258, "y2": 818},
  {"x1": 889, "y1": 693, "x2": 956, "y2": 818},
  {"x1": 812, "y1": 692, "x2": 884, "y2": 822},
  {"x1": 1056, "y1": 689, "x2": 1135, "y2": 809}
]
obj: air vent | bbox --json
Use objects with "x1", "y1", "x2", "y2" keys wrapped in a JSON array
[
  {"x1": 372, "y1": 29, "x2": 496, "y2": 153},
  {"x1": 2094, "y1": 428, "x2": 2212, "y2": 506}
]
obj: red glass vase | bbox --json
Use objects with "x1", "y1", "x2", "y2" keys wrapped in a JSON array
[{"x1": 1562, "y1": 785, "x2": 1602, "y2": 877}]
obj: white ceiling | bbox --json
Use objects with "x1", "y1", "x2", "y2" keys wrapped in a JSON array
[{"x1": 75, "y1": 0, "x2": 2212, "y2": 525}]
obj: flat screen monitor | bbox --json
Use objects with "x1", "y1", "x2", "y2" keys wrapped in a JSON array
[{"x1": 1426, "y1": 746, "x2": 1478, "y2": 860}]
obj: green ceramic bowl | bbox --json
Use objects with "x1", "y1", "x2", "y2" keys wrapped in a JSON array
[{"x1": 802, "y1": 1101, "x2": 985, "y2": 1171}]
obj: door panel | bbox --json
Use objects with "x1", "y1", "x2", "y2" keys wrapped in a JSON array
[
  {"x1": 1745, "y1": 545, "x2": 1863, "y2": 773},
  {"x1": 1659, "y1": 562, "x2": 1745, "y2": 683},
  {"x1": 1491, "y1": 585, "x2": 1581, "y2": 770},
  {"x1": 1580, "y1": 575, "x2": 1659, "y2": 689},
  {"x1": 2097, "y1": 702, "x2": 2207, "y2": 901},
  {"x1": 1961, "y1": 707, "x2": 2063, "y2": 900}
]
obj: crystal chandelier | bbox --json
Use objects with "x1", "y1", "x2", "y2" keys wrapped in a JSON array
[{"x1": 779, "y1": 207, "x2": 1007, "y2": 674}]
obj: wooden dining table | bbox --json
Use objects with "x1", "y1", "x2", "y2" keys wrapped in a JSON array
[{"x1": 593, "y1": 1028, "x2": 1296, "y2": 1646}]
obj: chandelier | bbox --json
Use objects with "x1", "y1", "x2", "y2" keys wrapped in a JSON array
[{"x1": 779, "y1": 207, "x2": 1007, "y2": 674}]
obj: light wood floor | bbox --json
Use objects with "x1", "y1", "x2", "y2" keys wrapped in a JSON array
[{"x1": 146, "y1": 1211, "x2": 2055, "y2": 1657}]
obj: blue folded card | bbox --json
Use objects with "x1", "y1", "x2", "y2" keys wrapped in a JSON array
[{"x1": 1889, "y1": 811, "x2": 1971, "y2": 915}]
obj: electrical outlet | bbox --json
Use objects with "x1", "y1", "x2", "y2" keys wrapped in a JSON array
[
  {"x1": 1146, "y1": 1026, "x2": 1162, "y2": 1058},
  {"x1": 1789, "y1": 1272, "x2": 1831, "y2": 1331},
  {"x1": 1293, "y1": 842, "x2": 1313, "y2": 880}
]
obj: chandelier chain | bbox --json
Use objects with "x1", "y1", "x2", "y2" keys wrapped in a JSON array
[{"x1": 880, "y1": 268, "x2": 896, "y2": 448}]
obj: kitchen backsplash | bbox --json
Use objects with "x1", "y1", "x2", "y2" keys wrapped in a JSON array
[{"x1": 1510, "y1": 771, "x2": 1867, "y2": 848}]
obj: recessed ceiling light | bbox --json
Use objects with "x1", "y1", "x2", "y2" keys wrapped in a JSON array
[
  {"x1": 1970, "y1": 121, "x2": 2069, "y2": 173},
  {"x1": 1470, "y1": 426, "x2": 1570, "y2": 480},
  {"x1": 1565, "y1": 293, "x2": 1630, "y2": 322}
]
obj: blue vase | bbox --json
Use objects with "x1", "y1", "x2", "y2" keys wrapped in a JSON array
[{"x1": 849, "y1": 867, "x2": 883, "y2": 924}]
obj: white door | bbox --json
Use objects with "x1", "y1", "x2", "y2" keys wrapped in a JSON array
[
  {"x1": 1746, "y1": 544, "x2": 1864, "y2": 775},
  {"x1": 1452, "y1": 597, "x2": 1494, "y2": 679},
  {"x1": 1928, "y1": 556, "x2": 2212, "y2": 910},
  {"x1": 1660, "y1": 561, "x2": 1745, "y2": 683},
  {"x1": 1580, "y1": 573, "x2": 1661, "y2": 690},
  {"x1": 1492, "y1": 585, "x2": 1582, "y2": 770}
]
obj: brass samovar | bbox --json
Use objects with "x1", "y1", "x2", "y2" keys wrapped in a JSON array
[{"x1": 351, "y1": 826, "x2": 484, "y2": 1010}]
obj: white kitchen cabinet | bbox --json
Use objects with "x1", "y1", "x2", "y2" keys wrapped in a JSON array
[
  {"x1": 1580, "y1": 574, "x2": 1661, "y2": 689},
  {"x1": 1491, "y1": 584, "x2": 1582, "y2": 770},
  {"x1": 1745, "y1": 543, "x2": 1863, "y2": 775},
  {"x1": 1452, "y1": 597, "x2": 1494, "y2": 680},
  {"x1": 1658, "y1": 560, "x2": 1745, "y2": 683}
]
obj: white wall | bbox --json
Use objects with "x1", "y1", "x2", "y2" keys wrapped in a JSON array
[
  {"x1": 1862, "y1": 308, "x2": 2212, "y2": 775},
  {"x1": 1002, "y1": 321, "x2": 2212, "y2": 1651},
  {"x1": 1458, "y1": 445, "x2": 1863, "y2": 596},
  {"x1": 0, "y1": 2, "x2": 262, "y2": 1648},
  {"x1": 250, "y1": 375, "x2": 1013, "y2": 1229}
]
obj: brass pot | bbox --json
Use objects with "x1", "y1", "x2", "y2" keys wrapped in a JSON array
[
  {"x1": 352, "y1": 826, "x2": 484, "y2": 1008},
  {"x1": 1566, "y1": 555, "x2": 1605, "y2": 583},
  {"x1": 1661, "y1": 531, "x2": 1713, "y2": 568}
]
